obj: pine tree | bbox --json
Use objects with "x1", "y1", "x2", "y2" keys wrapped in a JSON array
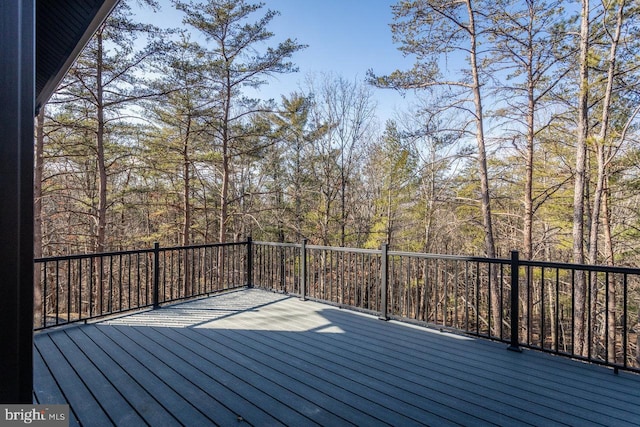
[
  {"x1": 145, "y1": 34, "x2": 212, "y2": 246},
  {"x1": 364, "y1": 120, "x2": 419, "y2": 250},
  {"x1": 174, "y1": 0, "x2": 306, "y2": 242},
  {"x1": 47, "y1": 0, "x2": 166, "y2": 252},
  {"x1": 266, "y1": 93, "x2": 329, "y2": 241},
  {"x1": 486, "y1": 0, "x2": 569, "y2": 260}
]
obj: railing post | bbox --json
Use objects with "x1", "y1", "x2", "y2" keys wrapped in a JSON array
[
  {"x1": 247, "y1": 236, "x2": 253, "y2": 288},
  {"x1": 379, "y1": 243, "x2": 389, "y2": 321},
  {"x1": 508, "y1": 250, "x2": 521, "y2": 352},
  {"x1": 300, "y1": 239, "x2": 307, "y2": 301},
  {"x1": 153, "y1": 242, "x2": 160, "y2": 309}
]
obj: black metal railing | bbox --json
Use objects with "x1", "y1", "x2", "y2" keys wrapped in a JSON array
[
  {"x1": 513, "y1": 256, "x2": 640, "y2": 371},
  {"x1": 34, "y1": 241, "x2": 249, "y2": 330},
  {"x1": 35, "y1": 239, "x2": 640, "y2": 372},
  {"x1": 251, "y1": 241, "x2": 640, "y2": 373}
]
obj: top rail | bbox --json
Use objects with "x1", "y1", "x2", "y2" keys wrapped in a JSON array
[
  {"x1": 520, "y1": 258, "x2": 640, "y2": 275},
  {"x1": 34, "y1": 241, "x2": 248, "y2": 263},
  {"x1": 34, "y1": 247, "x2": 153, "y2": 263}
]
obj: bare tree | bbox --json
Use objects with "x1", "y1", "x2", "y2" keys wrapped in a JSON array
[
  {"x1": 306, "y1": 74, "x2": 376, "y2": 246},
  {"x1": 369, "y1": 0, "x2": 500, "y2": 332}
]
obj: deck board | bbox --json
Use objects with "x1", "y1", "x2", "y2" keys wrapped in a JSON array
[
  {"x1": 227, "y1": 317, "x2": 563, "y2": 425},
  {"x1": 168, "y1": 326, "x2": 422, "y2": 426},
  {"x1": 34, "y1": 288, "x2": 640, "y2": 426},
  {"x1": 80, "y1": 325, "x2": 219, "y2": 426},
  {"x1": 49, "y1": 331, "x2": 148, "y2": 426},
  {"x1": 32, "y1": 347, "x2": 81, "y2": 427},
  {"x1": 297, "y1": 308, "x2": 635, "y2": 424},
  {"x1": 147, "y1": 326, "x2": 347, "y2": 426},
  {"x1": 35, "y1": 334, "x2": 113, "y2": 425},
  {"x1": 107, "y1": 325, "x2": 295, "y2": 426},
  {"x1": 63, "y1": 326, "x2": 181, "y2": 426},
  {"x1": 197, "y1": 320, "x2": 482, "y2": 426}
]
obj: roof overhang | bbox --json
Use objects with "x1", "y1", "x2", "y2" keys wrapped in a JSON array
[{"x1": 36, "y1": 0, "x2": 120, "y2": 112}]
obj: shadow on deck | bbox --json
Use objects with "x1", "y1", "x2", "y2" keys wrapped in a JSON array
[{"x1": 34, "y1": 289, "x2": 640, "y2": 426}]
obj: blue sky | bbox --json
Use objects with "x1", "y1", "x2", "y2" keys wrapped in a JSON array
[
  {"x1": 258, "y1": 0, "x2": 416, "y2": 119},
  {"x1": 264, "y1": 0, "x2": 409, "y2": 77},
  {"x1": 138, "y1": 0, "x2": 417, "y2": 122}
]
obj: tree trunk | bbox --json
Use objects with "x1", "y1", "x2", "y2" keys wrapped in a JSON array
[
  {"x1": 572, "y1": 0, "x2": 590, "y2": 356},
  {"x1": 588, "y1": 0, "x2": 623, "y2": 266},
  {"x1": 466, "y1": 0, "x2": 499, "y2": 335},
  {"x1": 219, "y1": 71, "x2": 232, "y2": 244},
  {"x1": 220, "y1": 149, "x2": 229, "y2": 244},
  {"x1": 523, "y1": 68, "x2": 535, "y2": 261},
  {"x1": 183, "y1": 115, "x2": 192, "y2": 247},
  {"x1": 294, "y1": 141, "x2": 303, "y2": 240},
  {"x1": 602, "y1": 176, "x2": 617, "y2": 362},
  {"x1": 182, "y1": 116, "x2": 192, "y2": 295},
  {"x1": 96, "y1": 31, "x2": 108, "y2": 254},
  {"x1": 466, "y1": 0, "x2": 495, "y2": 260},
  {"x1": 521, "y1": 25, "x2": 537, "y2": 344},
  {"x1": 341, "y1": 165, "x2": 346, "y2": 247}
]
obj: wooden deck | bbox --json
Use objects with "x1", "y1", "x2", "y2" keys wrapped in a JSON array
[{"x1": 34, "y1": 289, "x2": 640, "y2": 426}]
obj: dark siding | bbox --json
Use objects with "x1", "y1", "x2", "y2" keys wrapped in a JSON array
[{"x1": 0, "y1": 0, "x2": 35, "y2": 404}]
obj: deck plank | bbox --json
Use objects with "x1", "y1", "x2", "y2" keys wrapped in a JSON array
[
  {"x1": 35, "y1": 333, "x2": 113, "y2": 425},
  {"x1": 33, "y1": 346, "x2": 67, "y2": 405},
  {"x1": 49, "y1": 331, "x2": 147, "y2": 426},
  {"x1": 32, "y1": 346, "x2": 81, "y2": 427},
  {"x1": 203, "y1": 305, "x2": 548, "y2": 426},
  {"x1": 178, "y1": 326, "x2": 423, "y2": 426},
  {"x1": 62, "y1": 326, "x2": 182, "y2": 426},
  {"x1": 35, "y1": 288, "x2": 640, "y2": 426},
  {"x1": 298, "y1": 307, "x2": 636, "y2": 424},
  {"x1": 345, "y1": 311, "x2": 640, "y2": 419},
  {"x1": 190, "y1": 294, "x2": 609, "y2": 425},
  {"x1": 142, "y1": 325, "x2": 347, "y2": 426},
  {"x1": 190, "y1": 322, "x2": 465, "y2": 426},
  {"x1": 100, "y1": 324, "x2": 286, "y2": 426},
  {"x1": 79, "y1": 325, "x2": 220, "y2": 426}
]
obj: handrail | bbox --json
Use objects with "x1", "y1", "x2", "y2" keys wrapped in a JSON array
[
  {"x1": 34, "y1": 241, "x2": 249, "y2": 330},
  {"x1": 34, "y1": 239, "x2": 640, "y2": 373},
  {"x1": 34, "y1": 247, "x2": 153, "y2": 263}
]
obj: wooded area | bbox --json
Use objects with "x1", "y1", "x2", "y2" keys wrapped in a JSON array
[{"x1": 35, "y1": 0, "x2": 640, "y2": 358}]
